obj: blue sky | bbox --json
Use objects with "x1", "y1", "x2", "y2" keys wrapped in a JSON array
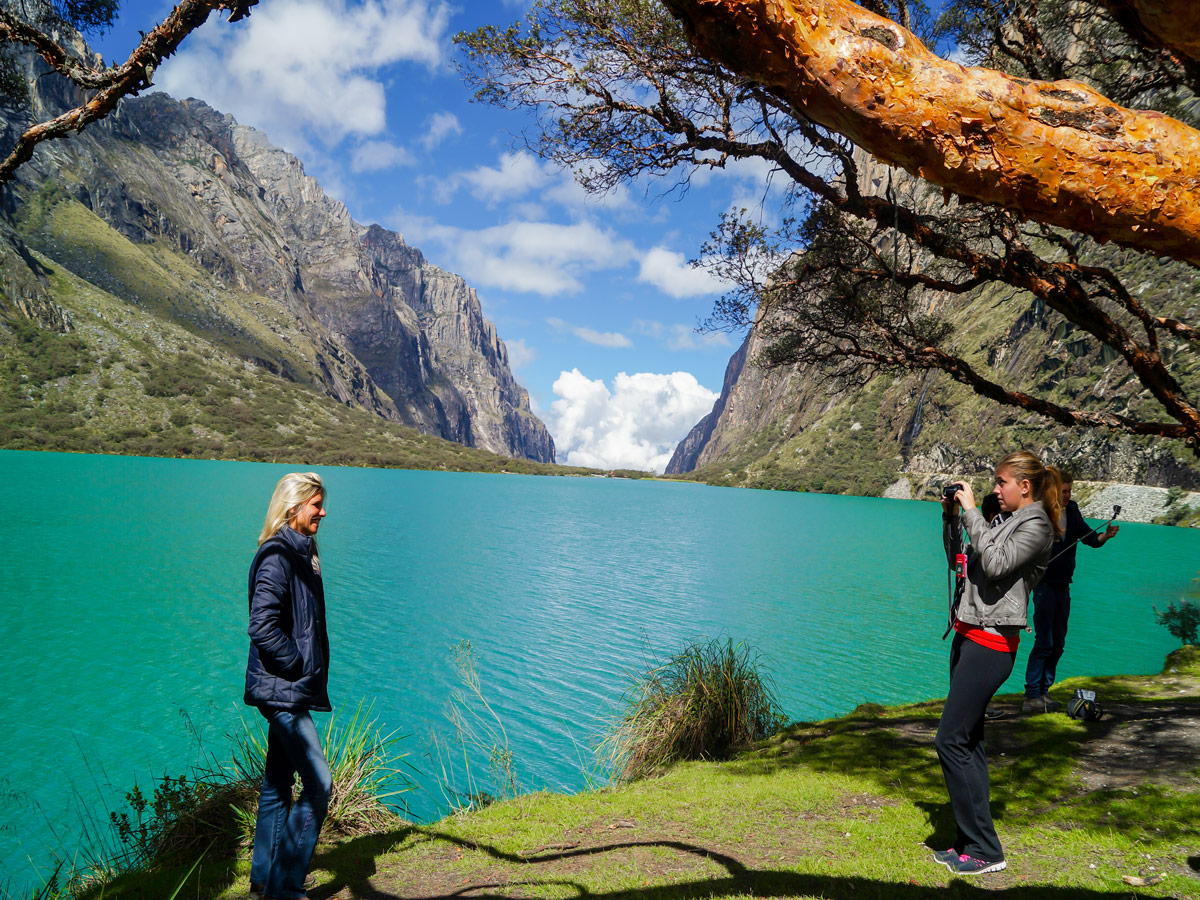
[{"x1": 89, "y1": 0, "x2": 800, "y2": 470}]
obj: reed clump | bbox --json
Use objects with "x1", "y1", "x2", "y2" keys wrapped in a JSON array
[
  {"x1": 231, "y1": 701, "x2": 412, "y2": 840},
  {"x1": 57, "y1": 701, "x2": 411, "y2": 897},
  {"x1": 600, "y1": 638, "x2": 787, "y2": 782}
]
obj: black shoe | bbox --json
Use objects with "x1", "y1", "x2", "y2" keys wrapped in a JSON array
[
  {"x1": 984, "y1": 706, "x2": 1006, "y2": 720},
  {"x1": 932, "y1": 847, "x2": 959, "y2": 866}
]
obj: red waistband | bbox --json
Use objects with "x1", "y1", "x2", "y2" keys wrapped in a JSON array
[{"x1": 955, "y1": 620, "x2": 1020, "y2": 653}]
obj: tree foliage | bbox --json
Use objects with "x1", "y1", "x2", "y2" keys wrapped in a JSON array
[
  {"x1": 458, "y1": 0, "x2": 1200, "y2": 455},
  {"x1": 1154, "y1": 583, "x2": 1200, "y2": 646}
]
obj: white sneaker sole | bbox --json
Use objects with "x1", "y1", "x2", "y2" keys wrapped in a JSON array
[{"x1": 959, "y1": 859, "x2": 1007, "y2": 875}]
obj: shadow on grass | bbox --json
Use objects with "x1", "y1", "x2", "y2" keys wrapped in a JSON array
[
  {"x1": 727, "y1": 698, "x2": 1200, "y2": 843},
  {"x1": 311, "y1": 828, "x2": 1190, "y2": 900}
]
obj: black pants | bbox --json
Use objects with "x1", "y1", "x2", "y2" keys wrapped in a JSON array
[{"x1": 934, "y1": 633, "x2": 1015, "y2": 862}]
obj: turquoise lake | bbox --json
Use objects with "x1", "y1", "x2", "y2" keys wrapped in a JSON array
[{"x1": 2, "y1": 448, "x2": 1198, "y2": 887}]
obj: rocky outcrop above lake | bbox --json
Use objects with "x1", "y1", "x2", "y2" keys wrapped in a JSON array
[
  {"x1": 0, "y1": 48, "x2": 553, "y2": 462},
  {"x1": 669, "y1": 150, "x2": 1200, "y2": 496}
]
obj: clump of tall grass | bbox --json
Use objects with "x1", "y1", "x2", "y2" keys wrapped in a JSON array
[
  {"x1": 107, "y1": 772, "x2": 251, "y2": 870},
  {"x1": 599, "y1": 638, "x2": 787, "y2": 782},
  {"x1": 39, "y1": 700, "x2": 412, "y2": 897},
  {"x1": 231, "y1": 701, "x2": 413, "y2": 839}
]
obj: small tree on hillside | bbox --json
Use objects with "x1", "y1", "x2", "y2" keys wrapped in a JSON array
[{"x1": 1155, "y1": 580, "x2": 1200, "y2": 646}]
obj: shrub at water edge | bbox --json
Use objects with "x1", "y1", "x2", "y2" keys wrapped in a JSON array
[
  {"x1": 1154, "y1": 577, "x2": 1200, "y2": 646},
  {"x1": 600, "y1": 637, "x2": 787, "y2": 783}
]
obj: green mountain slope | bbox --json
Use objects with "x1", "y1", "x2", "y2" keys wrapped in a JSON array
[
  {"x1": 1, "y1": 39, "x2": 554, "y2": 465},
  {"x1": 0, "y1": 207, "x2": 568, "y2": 474}
]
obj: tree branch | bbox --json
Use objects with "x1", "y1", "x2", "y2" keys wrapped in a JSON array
[
  {"x1": 1098, "y1": 0, "x2": 1200, "y2": 64},
  {"x1": 0, "y1": 0, "x2": 256, "y2": 185},
  {"x1": 661, "y1": 0, "x2": 1200, "y2": 267}
]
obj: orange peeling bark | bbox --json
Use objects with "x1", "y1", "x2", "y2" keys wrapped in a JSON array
[{"x1": 662, "y1": 0, "x2": 1200, "y2": 266}]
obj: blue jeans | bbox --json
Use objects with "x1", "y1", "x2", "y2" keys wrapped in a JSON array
[
  {"x1": 249, "y1": 708, "x2": 332, "y2": 899},
  {"x1": 1024, "y1": 583, "x2": 1071, "y2": 698}
]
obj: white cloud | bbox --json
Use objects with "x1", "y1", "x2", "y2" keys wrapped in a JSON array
[
  {"x1": 686, "y1": 154, "x2": 779, "y2": 190},
  {"x1": 542, "y1": 163, "x2": 635, "y2": 213},
  {"x1": 157, "y1": 0, "x2": 449, "y2": 155},
  {"x1": 420, "y1": 111, "x2": 462, "y2": 151},
  {"x1": 350, "y1": 140, "x2": 414, "y2": 173},
  {"x1": 504, "y1": 337, "x2": 536, "y2": 369},
  {"x1": 547, "y1": 317, "x2": 632, "y2": 348},
  {"x1": 944, "y1": 44, "x2": 978, "y2": 67},
  {"x1": 461, "y1": 152, "x2": 550, "y2": 205},
  {"x1": 638, "y1": 247, "x2": 728, "y2": 298},
  {"x1": 393, "y1": 211, "x2": 636, "y2": 295},
  {"x1": 549, "y1": 369, "x2": 719, "y2": 473},
  {"x1": 634, "y1": 319, "x2": 732, "y2": 351},
  {"x1": 431, "y1": 151, "x2": 633, "y2": 213}
]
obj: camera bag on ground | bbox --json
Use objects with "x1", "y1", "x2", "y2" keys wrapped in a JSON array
[{"x1": 1067, "y1": 688, "x2": 1104, "y2": 721}]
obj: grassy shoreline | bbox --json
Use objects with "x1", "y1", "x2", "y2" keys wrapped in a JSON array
[{"x1": 68, "y1": 647, "x2": 1200, "y2": 900}]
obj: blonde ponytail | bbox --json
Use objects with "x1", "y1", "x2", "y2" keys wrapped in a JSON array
[{"x1": 996, "y1": 450, "x2": 1064, "y2": 538}]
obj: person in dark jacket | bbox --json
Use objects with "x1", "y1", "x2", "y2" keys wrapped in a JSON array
[
  {"x1": 1022, "y1": 467, "x2": 1119, "y2": 712},
  {"x1": 245, "y1": 472, "x2": 332, "y2": 900}
]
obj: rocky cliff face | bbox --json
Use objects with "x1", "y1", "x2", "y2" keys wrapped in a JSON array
[
  {"x1": 0, "y1": 48, "x2": 554, "y2": 462},
  {"x1": 665, "y1": 335, "x2": 747, "y2": 474},
  {"x1": 669, "y1": 151, "x2": 1200, "y2": 493}
]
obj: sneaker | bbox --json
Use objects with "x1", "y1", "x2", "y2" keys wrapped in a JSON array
[
  {"x1": 946, "y1": 853, "x2": 1007, "y2": 875},
  {"x1": 1042, "y1": 694, "x2": 1062, "y2": 711},
  {"x1": 1021, "y1": 696, "x2": 1047, "y2": 712},
  {"x1": 932, "y1": 847, "x2": 960, "y2": 865},
  {"x1": 984, "y1": 706, "x2": 1006, "y2": 720}
]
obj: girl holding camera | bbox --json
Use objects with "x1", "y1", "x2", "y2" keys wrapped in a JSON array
[{"x1": 935, "y1": 450, "x2": 1061, "y2": 875}]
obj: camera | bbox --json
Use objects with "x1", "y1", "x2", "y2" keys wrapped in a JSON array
[{"x1": 942, "y1": 483, "x2": 961, "y2": 502}]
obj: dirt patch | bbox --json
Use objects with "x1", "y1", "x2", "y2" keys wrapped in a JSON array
[
  {"x1": 320, "y1": 806, "x2": 907, "y2": 900},
  {"x1": 889, "y1": 679, "x2": 1200, "y2": 792}
]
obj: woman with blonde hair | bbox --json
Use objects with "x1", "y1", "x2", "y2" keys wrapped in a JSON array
[
  {"x1": 245, "y1": 472, "x2": 331, "y2": 900},
  {"x1": 934, "y1": 450, "x2": 1061, "y2": 875}
]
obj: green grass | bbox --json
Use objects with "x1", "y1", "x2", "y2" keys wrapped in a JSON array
[{"x1": 64, "y1": 648, "x2": 1200, "y2": 899}]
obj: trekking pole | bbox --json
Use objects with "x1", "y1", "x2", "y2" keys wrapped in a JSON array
[{"x1": 1046, "y1": 504, "x2": 1121, "y2": 566}]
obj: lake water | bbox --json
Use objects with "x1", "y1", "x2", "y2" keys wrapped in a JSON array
[{"x1": 2, "y1": 449, "x2": 1197, "y2": 887}]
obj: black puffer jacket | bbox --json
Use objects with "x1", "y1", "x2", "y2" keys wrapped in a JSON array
[{"x1": 244, "y1": 525, "x2": 331, "y2": 711}]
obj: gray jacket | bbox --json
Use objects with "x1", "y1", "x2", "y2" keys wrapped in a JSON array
[{"x1": 948, "y1": 502, "x2": 1054, "y2": 628}]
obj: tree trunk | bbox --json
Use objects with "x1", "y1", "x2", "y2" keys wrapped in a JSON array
[
  {"x1": 1099, "y1": 0, "x2": 1200, "y2": 62},
  {"x1": 661, "y1": 0, "x2": 1200, "y2": 267}
]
